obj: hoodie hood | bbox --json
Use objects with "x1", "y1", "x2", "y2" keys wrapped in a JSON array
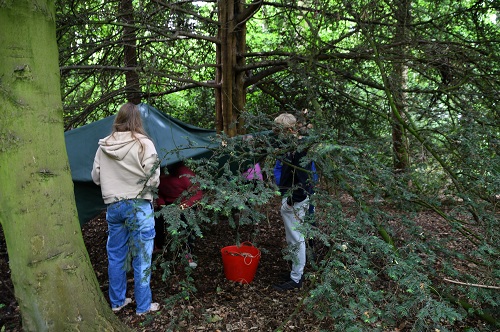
[{"x1": 98, "y1": 131, "x2": 143, "y2": 161}]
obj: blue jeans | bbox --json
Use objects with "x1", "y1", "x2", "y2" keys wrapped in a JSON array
[
  {"x1": 280, "y1": 197, "x2": 309, "y2": 283},
  {"x1": 106, "y1": 199, "x2": 155, "y2": 314}
]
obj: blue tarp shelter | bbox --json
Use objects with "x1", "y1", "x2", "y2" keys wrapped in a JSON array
[{"x1": 65, "y1": 103, "x2": 217, "y2": 225}]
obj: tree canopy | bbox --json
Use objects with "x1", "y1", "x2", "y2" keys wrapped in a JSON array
[
  {"x1": 1, "y1": 0, "x2": 498, "y2": 330},
  {"x1": 56, "y1": 0, "x2": 499, "y2": 328}
]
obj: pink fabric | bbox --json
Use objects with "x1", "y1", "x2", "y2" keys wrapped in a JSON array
[{"x1": 243, "y1": 163, "x2": 263, "y2": 181}]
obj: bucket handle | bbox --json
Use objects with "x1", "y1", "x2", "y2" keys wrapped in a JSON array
[
  {"x1": 239, "y1": 242, "x2": 258, "y2": 265},
  {"x1": 223, "y1": 241, "x2": 259, "y2": 265},
  {"x1": 242, "y1": 253, "x2": 254, "y2": 266}
]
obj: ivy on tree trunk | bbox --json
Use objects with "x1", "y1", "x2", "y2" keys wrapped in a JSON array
[{"x1": 0, "y1": 1, "x2": 130, "y2": 330}]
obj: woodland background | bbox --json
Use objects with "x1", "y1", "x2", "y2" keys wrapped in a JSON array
[{"x1": 0, "y1": 0, "x2": 499, "y2": 331}]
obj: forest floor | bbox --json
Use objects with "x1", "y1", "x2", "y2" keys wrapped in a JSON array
[{"x1": 0, "y1": 196, "x2": 496, "y2": 331}]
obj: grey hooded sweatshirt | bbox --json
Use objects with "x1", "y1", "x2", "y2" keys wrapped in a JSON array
[{"x1": 91, "y1": 131, "x2": 160, "y2": 204}]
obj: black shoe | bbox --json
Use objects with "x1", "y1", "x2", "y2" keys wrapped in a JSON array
[
  {"x1": 273, "y1": 278, "x2": 302, "y2": 291},
  {"x1": 279, "y1": 272, "x2": 291, "y2": 281},
  {"x1": 279, "y1": 272, "x2": 305, "y2": 283}
]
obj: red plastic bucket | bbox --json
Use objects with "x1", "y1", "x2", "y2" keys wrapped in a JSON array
[{"x1": 221, "y1": 241, "x2": 261, "y2": 283}]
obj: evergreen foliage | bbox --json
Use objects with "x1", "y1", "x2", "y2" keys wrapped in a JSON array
[{"x1": 55, "y1": 0, "x2": 499, "y2": 330}]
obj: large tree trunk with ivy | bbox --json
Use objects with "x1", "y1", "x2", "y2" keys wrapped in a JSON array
[{"x1": 0, "y1": 2, "x2": 130, "y2": 331}]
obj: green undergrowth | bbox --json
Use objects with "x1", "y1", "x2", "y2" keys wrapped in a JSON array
[{"x1": 152, "y1": 125, "x2": 499, "y2": 331}]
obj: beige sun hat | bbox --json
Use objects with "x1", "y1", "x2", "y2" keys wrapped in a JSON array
[{"x1": 274, "y1": 113, "x2": 297, "y2": 128}]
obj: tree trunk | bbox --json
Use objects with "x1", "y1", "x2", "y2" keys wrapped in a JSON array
[
  {"x1": 216, "y1": 0, "x2": 248, "y2": 137},
  {"x1": 391, "y1": 0, "x2": 411, "y2": 172},
  {"x1": 0, "y1": 2, "x2": 130, "y2": 331},
  {"x1": 120, "y1": 0, "x2": 141, "y2": 104},
  {"x1": 233, "y1": 0, "x2": 247, "y2": 135},
  {"x1": 215, "y1": 0, "x2": 226, "y2": 134}
]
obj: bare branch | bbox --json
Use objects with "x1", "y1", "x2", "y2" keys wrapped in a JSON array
[{"x1": 443, "y1": 278, "x2": 500, "y2": 290}]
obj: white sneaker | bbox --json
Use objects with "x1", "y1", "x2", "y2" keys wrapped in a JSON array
[
  {"x1": 136, "y1": 302, "x2": 160, "y2": 315},
  {"x1": 112, "y1": 298, "x2": 132, "y2": 312}
]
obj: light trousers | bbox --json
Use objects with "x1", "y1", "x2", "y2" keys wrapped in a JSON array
[{"x1": 280, "y1": 197, "x2": 309, "y2": 283}]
